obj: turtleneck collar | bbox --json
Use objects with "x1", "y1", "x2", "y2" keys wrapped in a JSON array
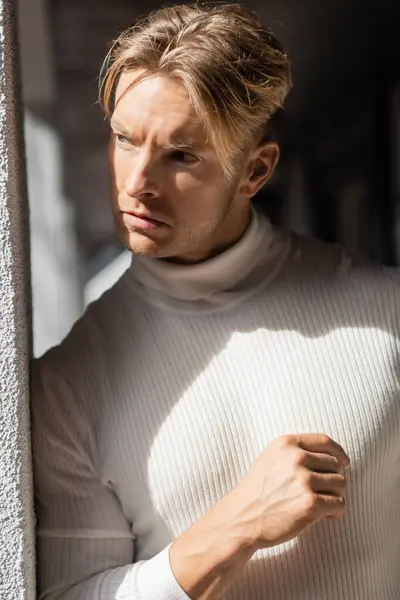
[{"x1": 129, "y1": 208, "x2": 290, "y2": 311}]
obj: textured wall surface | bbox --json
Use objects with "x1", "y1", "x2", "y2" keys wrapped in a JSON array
[{"x1": 0, "y1": 0, "x2": 35, "y2": 598}]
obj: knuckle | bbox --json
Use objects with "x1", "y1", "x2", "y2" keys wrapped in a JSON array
[
  {"x1": 324, "y1": 454, "x2": 340, "y2": 468},
  {"x1": 276, "y1": 434, "x2": 294, "y2": 450},
  {"x1": 333, "y1": 498, "x2": 347, "y2": 515},
  {"x1": 318, "y1": 433, "x2": 332, "y2": 446},
  {"x1": 299, "y1": 468, "x2": 312, "y2": 488},
  {"x1": 328, "y1": 495, "x2": 346, "y2": 517},
  {"x1": 290, "y1": 446, "x2": 307, "y2": 467},
  {"x1": 293, "y1": 448, "x2": 308, "y2": 466},
  {"x1": 302, "y1": 491, "x2": 318, "y2": 513}
]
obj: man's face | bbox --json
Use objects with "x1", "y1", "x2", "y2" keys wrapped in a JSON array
[{"x1": 108, "y1": 70, "x2": 247, "y2": 263}]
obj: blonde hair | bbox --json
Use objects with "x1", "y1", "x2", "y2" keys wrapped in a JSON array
[{"x1": 99, "y1": 3, "x2": 292, "y2": 176}]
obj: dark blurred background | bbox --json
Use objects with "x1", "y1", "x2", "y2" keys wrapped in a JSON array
[{"x1": 17, "y1": 0, "x2": 400, "y2": 355}]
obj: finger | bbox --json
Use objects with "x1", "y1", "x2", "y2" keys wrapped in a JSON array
[
  {"x1": 296, "y1": 434, "x2": 350, "y2": 467},
  {"x1": 309, "y1": 472, "x2": 347, "y2": 497},
  {"x1": 303, "y1": 452, "x2": 343, "y2": 474},
  {"x1": 316, "y1": 493, "x2": 347, "y2": 519}
]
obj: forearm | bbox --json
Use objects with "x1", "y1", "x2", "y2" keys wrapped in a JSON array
[
  {"x1": 39, "y1": 489, "x2": 255, "y2": 600},
  {"x1": 38, "y1": 539, "x2": 189, "y2": 600},
  {"x1": 39, "y1": 514, "x2": 253, "y2": 600},
  {"x1": 170, "y1": 490, "x2": 257, "y2": 600}
]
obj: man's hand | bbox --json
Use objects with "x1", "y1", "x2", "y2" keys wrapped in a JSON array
[
  {"x1": 170, "y1": 433, "x2": 349, "y2": 600},
  {"x1": 227, "y1": 433, "x2": 349, "y2": 549}
]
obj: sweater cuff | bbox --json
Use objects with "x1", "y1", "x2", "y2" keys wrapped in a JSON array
[{"x1": 136, "y1": 545, "x2": 191, "y2": 600}]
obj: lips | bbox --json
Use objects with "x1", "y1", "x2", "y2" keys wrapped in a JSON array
[
  {"x1": 121, "y1": 210, "x2": 167, "y2": 233},
  {"x1": 121, "y1": 210, "x2": 165, "y2": 225}
]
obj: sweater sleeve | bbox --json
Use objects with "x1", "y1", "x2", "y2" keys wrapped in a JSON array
[{"x1": 31, "y1": 360, "x2": 190, "y2": 600}]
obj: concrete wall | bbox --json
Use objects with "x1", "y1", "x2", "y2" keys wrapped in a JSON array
[{"x1": 0, "y1": 0, "x2": 36, "y2": 598}]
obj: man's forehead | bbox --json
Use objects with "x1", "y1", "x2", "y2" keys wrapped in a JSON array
[
  {"x1": 112, "y1": 73, "x2": 206, "y2": 145},
  {"x1": 115, "y1": 70, "x2": 191, "y2": 115}
]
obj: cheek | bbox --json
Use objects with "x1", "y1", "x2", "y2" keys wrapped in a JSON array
[
  {"x1": 173, "y1": 167, "x2": 225, "y2": 199},
  {"x1": 171, "y1": 172, "x2": 199, "y2": 195},
  {"x1": 109, "y1": 148, "x2": 131, "y2": 192}
]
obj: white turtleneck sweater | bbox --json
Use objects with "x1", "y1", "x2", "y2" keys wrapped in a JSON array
[{"x1": 32, "y1": 209, "x2": 400, "y2": 600}]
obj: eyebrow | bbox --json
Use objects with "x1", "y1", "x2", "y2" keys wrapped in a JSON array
[
  {"x1": 109, "y1": 119, "x2": 132, "y2": 136},
  {"x1": 164, "y1": 138, "x2": 199, "y2": 151},
  {"x1": 110, "y1": 119, "x2": 203, "y2": 150}
]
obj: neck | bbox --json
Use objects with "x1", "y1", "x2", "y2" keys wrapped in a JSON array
[
  {"x1": 130, "y1": 206, "x2": 289, "y2": 309},
  {"x1": 166, "y1": 203, "x2": 252, "y2": 265}
]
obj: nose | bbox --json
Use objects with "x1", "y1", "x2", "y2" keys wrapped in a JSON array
[{"x1": 125, "y1": 150, "x2": 159, "y2": 200}]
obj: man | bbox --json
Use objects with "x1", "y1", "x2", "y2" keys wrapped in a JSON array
[{"x1": 31, "y1": 4, "x2": 400, "y2": 600}]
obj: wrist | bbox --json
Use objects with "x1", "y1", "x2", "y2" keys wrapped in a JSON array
[
  {"x1": 212, "y1": 482, "x2": 263, "y2": 554},
  {"x1": 170, "y1": 493, "x2": 256, "y2": 599}
]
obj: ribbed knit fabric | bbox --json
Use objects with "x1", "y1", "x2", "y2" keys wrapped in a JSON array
[{"x1": 31, "y1": 210, "x2": 400, "y2": 600}]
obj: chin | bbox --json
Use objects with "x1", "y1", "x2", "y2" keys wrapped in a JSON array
[{"x1": 122, "y1": 229, "x2": 173, "y2": 259}]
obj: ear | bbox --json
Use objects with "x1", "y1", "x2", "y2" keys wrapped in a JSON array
[{"x1": 239, "y1": 142, "x2": 280, "y2": 198}]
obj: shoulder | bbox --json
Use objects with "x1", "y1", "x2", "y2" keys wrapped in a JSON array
[
  {"x1": 285, "y1": 233, "x2": 400, "y2": 335},
  {"x1": 291, "y1": 232, "x2": 399, "y2": 287}
]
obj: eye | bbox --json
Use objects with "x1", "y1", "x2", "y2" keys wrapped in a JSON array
[
  {"x1": 115, "y1": 133, "x2": 130, "y2": 145},
  {"x1": 170, "y1": 150, "x2": 198, "y2": 164}
]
